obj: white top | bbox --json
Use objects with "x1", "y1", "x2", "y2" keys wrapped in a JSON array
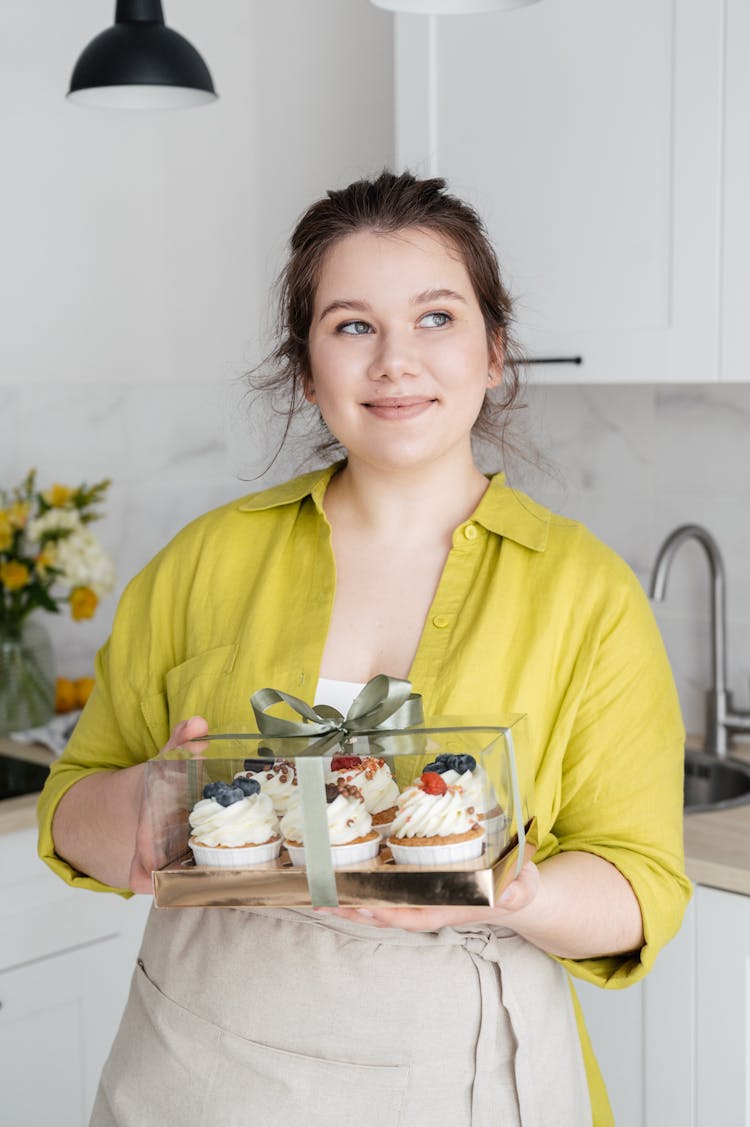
[{"x1": 315, "y1": 677, "x2": 365, "y2": 716}]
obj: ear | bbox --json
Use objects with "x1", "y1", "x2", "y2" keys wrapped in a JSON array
[
  {"x1": 302, "y1": 371, "x2": 316, "y2": 403},
  {"x1": 487, "y1": 334, "x2": 505, "y2": 389}
]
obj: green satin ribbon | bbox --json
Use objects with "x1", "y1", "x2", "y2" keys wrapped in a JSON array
[
  {"x1": 250, "y1": 673, "x2": 424, "y2": 753},
  {"x1": 250, "y1": 675, "x2": 423, "y2": 907}
]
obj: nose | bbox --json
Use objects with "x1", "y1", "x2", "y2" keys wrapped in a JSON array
[{"x1": 367, "y1": 326, "x2": 419, "y2": 383}]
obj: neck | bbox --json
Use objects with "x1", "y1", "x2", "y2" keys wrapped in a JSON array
[{"x1": 325, "y1": 451, "x2": 491, "y2": 541}]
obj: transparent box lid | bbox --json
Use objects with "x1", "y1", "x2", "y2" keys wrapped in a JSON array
[{"x1": 142, "y1": 714, "x2": 536, "y2": 908}]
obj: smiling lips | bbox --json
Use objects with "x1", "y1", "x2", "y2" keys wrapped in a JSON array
[{"x1": 363, "y1": 396, "x2": 435, "y2": 420}]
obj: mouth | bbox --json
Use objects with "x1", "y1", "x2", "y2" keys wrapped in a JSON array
[{"x1": 362, "y1": 396, "x2": 436, "y2": 419}]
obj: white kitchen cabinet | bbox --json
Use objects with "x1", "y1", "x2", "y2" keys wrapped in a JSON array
[
  {"x1": 720, "y1": 0, "x2": 750, "y2": 382},
  {"x1": 577, "y1": 886, "x2": 750, "y2": 1126},
  {"x1": 394, "y1": 1, "x2": 731, "y2": 384},
  {"x1": 0, "y1": 827, "x2": 151, "y2": 1126}
]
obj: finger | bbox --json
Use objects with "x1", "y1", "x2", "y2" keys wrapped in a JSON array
[
  {"x1": 497, "y1": 860, "x2": 539, "y2": 911},
  {"x1": 128, "y1": 855, "x2": 155, "y2": 894},
  {"x1": 315, "y1": 907, "x2": 389, "y2": 927},
  {"x1": 162, "y1": 716, "x2": 209, "y2": 756},
  {"x1": 182, "y1": 715, "x2": 210, "y2": 756}
]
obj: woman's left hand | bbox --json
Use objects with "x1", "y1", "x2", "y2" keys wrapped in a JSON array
[{"x1": 315, "y1": 860, "x2": 540, "y2": 932}]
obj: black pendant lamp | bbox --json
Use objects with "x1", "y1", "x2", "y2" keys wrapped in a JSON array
[{"x1": 68, "y1": 0, "x2": 217, "y2": 109}]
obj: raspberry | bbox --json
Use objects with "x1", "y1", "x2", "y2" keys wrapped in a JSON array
[
  {"x1": 420, "y1": 771, "x2": 447, "y2": 796},
  {"x1": 331, "y1": 755, "x2": 362, "y2": 772}
]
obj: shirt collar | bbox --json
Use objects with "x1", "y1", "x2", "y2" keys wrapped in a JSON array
[
  {"x1": 238, "y1": 463, "x2": 550, "y2": 552},
  {"x1": 471, "y1": 472, "x2": 550, "y2": 552},
  {"x1": 237, "y1": 463, "x2": 340, "y2": 515}
]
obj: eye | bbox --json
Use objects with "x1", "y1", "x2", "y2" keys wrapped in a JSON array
[
  {"x1": 418, "y1": 311, "x2": 452, "y2": 328},
  {"x1": 337, "y1": 320, "x2": 373, "y2": 335}
]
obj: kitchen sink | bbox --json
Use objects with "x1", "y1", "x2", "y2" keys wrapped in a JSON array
[
  {"x1": 684, "y1": 748, "x2": 750, "y2": 812},
  {"x1": 0, "y1": 752, "x2": 50, "y2": 801}
]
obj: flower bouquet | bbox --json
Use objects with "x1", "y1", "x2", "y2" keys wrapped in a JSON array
[{"x1": 0, "y1": 471, "x2": 116, "y2": 735}]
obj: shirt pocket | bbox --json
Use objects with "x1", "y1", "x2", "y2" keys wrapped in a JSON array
[{"x1": 140, "y1": 643, "x2": 239, "y2": 747}]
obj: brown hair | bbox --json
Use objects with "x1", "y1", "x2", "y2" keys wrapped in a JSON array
[{"x1": 253, "y1": 170, "x2": 525, "y2": 463}]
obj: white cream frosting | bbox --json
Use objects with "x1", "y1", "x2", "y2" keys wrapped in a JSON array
[
  {"x1": 189, "y1": 792, "x2": 279, "y2": 847},
  {"x1": 438, "y1": 767, "x2": 497, "y2": 815},
  {"x1": 325, "y1": 757, "x2": 399, "y2": 816},
  {"x1": 390, "y1": 783, "x2": 479, "y2": 840},
  {"x1": 280, "y1": 790, "x2": 374, "y2": 846},
  {"x1": 235, "y1": 761, "x2": 298, "y2": 816}
]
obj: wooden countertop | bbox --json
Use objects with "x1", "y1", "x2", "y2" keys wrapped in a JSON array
[
  {"x1": 683, "y1": 740, "x2": 750, "y2": 896},
  {"x1": 3, "y1": 736, "x2": 750, "y2": 895}
]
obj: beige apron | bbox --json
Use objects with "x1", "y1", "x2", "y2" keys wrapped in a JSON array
[{"x1": 90, "y1": 906, "x2": 592, "y2": 1127}]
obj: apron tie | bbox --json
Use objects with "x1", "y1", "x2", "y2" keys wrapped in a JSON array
[{"x1": 458, "y1": 928, "x2": 540, "y2": 1127}]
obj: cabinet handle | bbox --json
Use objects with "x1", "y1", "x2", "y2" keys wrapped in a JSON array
[{"x1": 519, "y1": 356, "x2": 583, "y2": 366}]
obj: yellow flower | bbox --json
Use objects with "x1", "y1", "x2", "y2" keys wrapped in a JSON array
[
  {"x1": 69, "y1": 586, "x2": 99, "y2": 621},
  {"x1": 35, "y1": 545, "x2": 57, "y2": 575},
  {"x1": 7, "y1": 501, "x2": 29, "y2": 529},
  {"x1": 0, "y1": 561, "x2": 30, "y2": 591},
  {"x1": 0, "y1": 511, "x2": 12, "y2": 552},
  {"x1": 43, "y1": 483, "x2": 74, "y2": 507}
]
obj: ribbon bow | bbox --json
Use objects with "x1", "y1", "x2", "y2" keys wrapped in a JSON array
[{"x1": 250, "y1": 673, "x2": 423, "y2": 753}]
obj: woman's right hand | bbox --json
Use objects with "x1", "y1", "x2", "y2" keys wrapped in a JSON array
[{"x1": 128, "y1": 716, "x2": 209, "y2": 893}]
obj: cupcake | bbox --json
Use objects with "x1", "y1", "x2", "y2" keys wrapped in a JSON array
[
  {"x1": 280, "y1": 780, "x2": 381, "y2": 869},
  {"x1": 388, "y1": 771, "x2": 484, "y2": 865},
  {"x1": 326, "y1": 754, "x2": 400, "y2": 839},
  {"x1": 422, "y1": 753, "x2": 505, "y2": 840},
  {"x1": 188, "y1": 778, "x2": 282, "y2": 867},
  {"x1": 234, "y1": 757, "x2": 298, "y2": 819}
]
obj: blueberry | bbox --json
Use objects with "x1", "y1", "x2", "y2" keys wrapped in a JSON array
[
  {"x1": 453, "y1": 754, "x2": 476, "y2": 774},
  {"x1": 202, "y1": 780, "x2": 231, "y2": 800},
  {"x1": 423, "y1": 760, "x2": 451, "y2": 775},
  {"x1": 215, "y1": 785, "x2": 246, "y2": 807},
  {"x1": 234, "y1": 776, "x2": 260, "y2": 797}
]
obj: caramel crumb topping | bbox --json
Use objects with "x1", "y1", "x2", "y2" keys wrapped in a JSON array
[{"x1": 337, "y1": 780, "x2": 365, "y2": 803}]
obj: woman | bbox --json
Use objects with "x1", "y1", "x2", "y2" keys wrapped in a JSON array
[{"x1": 39, "y1": 171, "x2": 690, "y2": 1126}]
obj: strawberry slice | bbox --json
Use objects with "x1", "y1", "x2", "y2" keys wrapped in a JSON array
[
  {"x1": 331, "y1": 755, "x2": 362, "y2": 772},
  {"x1": 420, "y1": 771, "x2": 448, "y2": 796}
]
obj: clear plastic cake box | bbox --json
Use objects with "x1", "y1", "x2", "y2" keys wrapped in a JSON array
[{"x1": 145, "y1": 715, "x2": 536, "y2": 909}]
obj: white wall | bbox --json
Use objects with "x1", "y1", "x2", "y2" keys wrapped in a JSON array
[
  {"x1": 0, "y1": 0, "x2": 393, "y2": 673},
  {"x1": 511, "y1": 384, "x2": 750, "y2": 737},
  {"x1": 1, "y1": 1, "x2": 747, "y2": 743}
]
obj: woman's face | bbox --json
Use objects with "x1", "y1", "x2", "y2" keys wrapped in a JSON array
[{"x1": 306, "y1": 227, "x2": 502, "y2": 474}]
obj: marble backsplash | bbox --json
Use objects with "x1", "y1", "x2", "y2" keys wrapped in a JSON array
[{"x1": 2, "y1": 380, "x2": 748, "y2": 740}]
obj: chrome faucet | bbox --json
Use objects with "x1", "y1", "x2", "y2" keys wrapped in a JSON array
[{"x1": 649, "y1": 524, "x2": 750, "y2": 757}]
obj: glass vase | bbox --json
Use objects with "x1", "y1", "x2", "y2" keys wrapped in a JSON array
[{"x1": 0, "y1": 618, "x2": 56, "y2": 737}]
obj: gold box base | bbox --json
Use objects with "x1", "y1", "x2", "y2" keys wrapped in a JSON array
[{"x1": 153, "y1": 820, "x2": 537, "y2": 909}]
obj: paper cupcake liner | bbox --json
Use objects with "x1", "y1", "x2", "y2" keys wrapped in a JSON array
[
  {"x1": 285, "y1": 835, "x2": 381, "y2": 869},
  {"x1": 388, "y1": 833, "x2": 484, "y2": 866},
  {"x1": 189, "y1": 836, "x2": 282, "y2": 868},
  {"x1": 482, "y1": 812, "x2": 510, "y2": 859},
  {"x1": 374, "y1": 819, "x2": 395, "y2": 841}
]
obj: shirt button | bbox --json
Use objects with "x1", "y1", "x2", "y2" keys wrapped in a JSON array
[
  {"x1": 433, "y1": 615, "x2": 450, "y2": 629},
  {"x1": 464, "y1": 524, "x2": 478, "y2": 541}
]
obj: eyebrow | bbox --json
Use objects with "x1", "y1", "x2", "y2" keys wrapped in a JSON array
[{"x1": 317, "y1": 288, "x2": 468, "y2": 322}]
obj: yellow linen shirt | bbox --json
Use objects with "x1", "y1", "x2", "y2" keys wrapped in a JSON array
[{"x1": 38, "y1": 464, "x2": 691, "y2": 1126}]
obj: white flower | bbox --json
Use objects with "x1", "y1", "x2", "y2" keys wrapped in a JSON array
[
  {"x1": 54, "y1": 529, "x2": 116, "y2": 596},
  {"x1": 27, "y1": 507, "x2": 84, "y2": 542}
]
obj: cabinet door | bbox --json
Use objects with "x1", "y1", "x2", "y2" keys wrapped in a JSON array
[
  {"x1": 720, "y1": 0, "x2": 750, "y2": 381},
  {"x1": 0, "y1": 936, "x2": 134, "y2": 1127},
  {"x1": 575, "y1": 896, "x2": 696, "y2": 1127},
  {"x1": 395, "y1": 1, "x2": 724, "y2": 384},
  {"x1": 694, "y1": 886, "x2": 750, "y2": 1126},
  {"x1": 576, "y1": 887, "x2": 750, "y2": 1127}
]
